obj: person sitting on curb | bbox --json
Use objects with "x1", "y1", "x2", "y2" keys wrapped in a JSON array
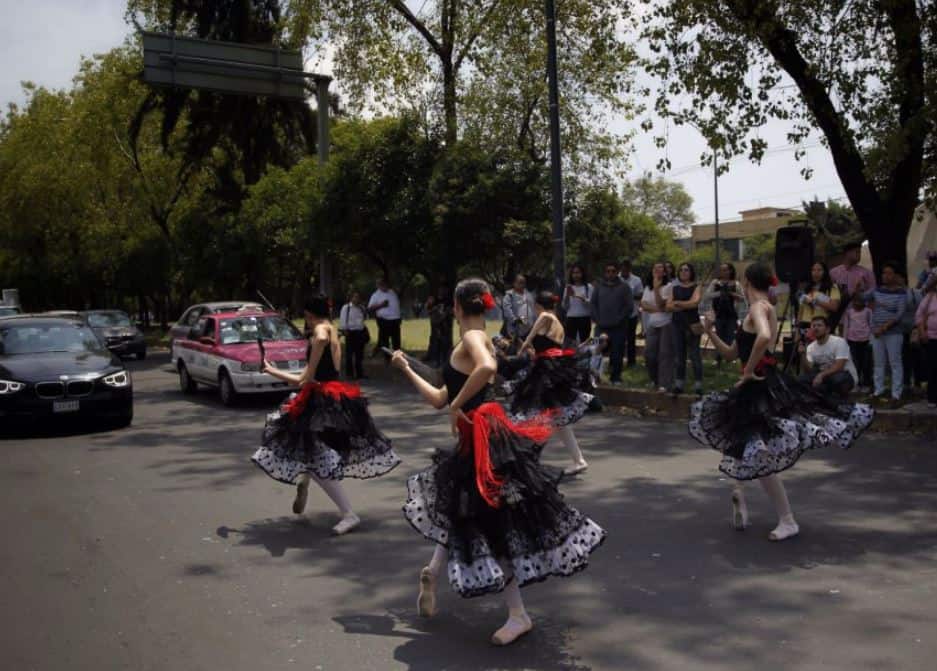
[{"x1": 800, "y1": 315, "x2": 858, "y2": 399}]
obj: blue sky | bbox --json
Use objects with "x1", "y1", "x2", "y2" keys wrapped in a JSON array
[{"x1": 0, "y1": 0, "x2": 848, "y2": 225}]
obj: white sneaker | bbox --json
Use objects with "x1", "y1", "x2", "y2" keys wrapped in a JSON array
[
  {"x1": 731, "y1": 491, "x2": 749, "y2": 530},
  {"x1": 332, "y1": 512, "x2": 361, "y2": 536},
  {"x1": 769, "y1": 519, "x2": 799, "y2": 541},
  {"x1": 491, "y1": 612, "x2": 533, "y2": 646}
]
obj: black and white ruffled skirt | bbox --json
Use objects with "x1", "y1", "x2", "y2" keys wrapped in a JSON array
[
  {"x1": 689, "y1": 367, "x2": 873, "y2": 480},
  {"x1": 507, "y1": 352, "x2": 595, "y2": 426},
  {"x1": 252, "y1": 381, "x2": 401, "y2": 484},
  {"x1": 403, "y1": 402, "x2": 605, "y2": 598}
]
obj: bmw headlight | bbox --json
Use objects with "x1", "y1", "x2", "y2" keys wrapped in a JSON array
[
  {"x1": 0, "y1": 380, "x2": 25, "y2": 394},
  {"x1": 241, "y1": 362, "x2": 261, "y2": 372},
  {"x1": 102, "y1": 371, "x2": 130, "y2": 388}
]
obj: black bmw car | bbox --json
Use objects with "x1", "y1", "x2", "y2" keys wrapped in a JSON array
[
  {"x1": 0, "y1": 316, "x2": 133, "y2": 426},
  {"x1": 80, "y1": 309, "x2": 147, "y2": 359}
]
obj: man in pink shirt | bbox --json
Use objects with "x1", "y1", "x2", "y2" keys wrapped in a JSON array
[{"x1": 830, "y1": 242, "x2": 877, "y2": 297}]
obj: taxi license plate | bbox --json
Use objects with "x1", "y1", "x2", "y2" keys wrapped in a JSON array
[
  {"x1": 288, "y1": 360, "x2": 300, "y2": 371},
  {"x1": 53, "y1": 400, "x2": 80, "y2": 413}
]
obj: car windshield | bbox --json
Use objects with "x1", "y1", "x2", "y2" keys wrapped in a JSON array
[
  {"x1": 0, "y1": 324, "x2": 104, "y2": 355},
  {"x1": 87, "y1": 312, "x2": 132, "y2": 328},
  {"x1": 218, "y1": 316, "x2": 303, "y2": 345},
  {"x1": 0, "y1": 307, "x2": 19, "y2": 317}
]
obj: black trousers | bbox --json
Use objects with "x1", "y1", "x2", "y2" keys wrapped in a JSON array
[
  {"x1": 799, "y1": 368, "x2": 855, "y2": 398},
  {"x1": 847, "y1": 339, "x2": 872, "y2": 388},
  {"x1": 625, "y1": 315, "x2": 638, "y2": 366},
  {"x1": 565, "y1": 316, "x2": 592, "y2": 345},
  {"x1": 376, "y1": 318, "x2": 401, "y2": 357},
  {"x1": 344, "y1": 330, "x2": 367, "y2": 378},
  {"x1": 926, "y1": 340, "x2": 937, "y2": 404}
]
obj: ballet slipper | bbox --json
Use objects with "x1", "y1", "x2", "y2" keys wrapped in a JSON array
[
  {"x1": 332, "y1": 512, "x2": 360, "y2": 536},
  {"x1": 292, "y1": 477, "x2": 309, "y2": 514},
  {"x1": 563, "y1": 461, "x2": 589, "y2": 476},
  {"x1": 417, "y1": 566, "x2": 438, "y2": 617},
  {"x1": 491, "y1": 613, "x2": 533, "y2": 646},
  {"x1": 768, "y1": 518, "x2": 799, "y2": 541},
  {"x1": 731, "y1": 490, "x2": 749, "y2": 530}
]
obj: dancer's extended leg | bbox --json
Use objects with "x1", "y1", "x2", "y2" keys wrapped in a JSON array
[{"x1": 557, "y1": 426, "x2": 588, "y2": 475}]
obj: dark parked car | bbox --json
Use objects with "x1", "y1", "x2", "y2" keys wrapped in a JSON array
[
  {"x1": 81, "y1": 310, "x2": 147, "y2": 360},
  {"x1": 168, "y1": 301, "x2": 265, "y2": 351},
  {"x1": 0, "y1": 306, "x2": 21, "y2": 318},
  {"x1": 0, "y1": 316, "x2": 133, "y2": 426}
]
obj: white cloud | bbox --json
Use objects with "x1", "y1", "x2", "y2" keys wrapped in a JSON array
[{"x1": 0, "y1": 0, "x2": 129, "y2": 108}]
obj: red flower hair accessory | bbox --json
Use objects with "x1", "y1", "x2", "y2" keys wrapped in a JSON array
[
  {"x1": 481, "y1": 292, "x2": 496, "y2": 310},
  {"x1": 770, "y1": 276, "x2": 779, "y2": 287}
]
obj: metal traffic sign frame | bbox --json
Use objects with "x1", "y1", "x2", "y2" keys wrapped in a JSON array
[{"x1": 141, "y1": 31, "x2": 331, "y2": 161}]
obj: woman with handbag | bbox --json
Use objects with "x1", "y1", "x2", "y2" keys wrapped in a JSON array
[
  {"x1": 339, "y1": 290, "x2": 370, "y2": 380},
  {"x1": 915, "y1": 272, "x2": 937, "y2": 407},
  {"x1": 668, "y1": 262, "x2": 704, "y2": 396}
]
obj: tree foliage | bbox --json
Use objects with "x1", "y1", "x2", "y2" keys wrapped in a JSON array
[
  {"x1": 642, "y1": 0, "x2": 936, "y2": 274},
  {"x1": 620, "y1": 173, "x2": 696, "y2": 234}
]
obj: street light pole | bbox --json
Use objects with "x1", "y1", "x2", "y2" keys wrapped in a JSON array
[{"x1": 545, "y1": 0, "x2": 566, "y2": 294}]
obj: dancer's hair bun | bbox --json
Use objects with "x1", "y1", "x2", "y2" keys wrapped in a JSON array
[{"x1": 454, "y1": 278, "x2": 491, "y2": 316}]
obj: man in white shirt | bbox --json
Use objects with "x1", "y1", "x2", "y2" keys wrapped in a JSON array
[
  {"x1": 339, "y1": 290, "x2": 369, "y2": 379},
  {"x1": 368, "y1": 277, "x2": 402, "y2": 358},
  {"x1": 501, "y1": 274, "x2": 536, "y2": 342},
  {"x1": 620, "y1": 259, "x2": 644, "y2": 367},
  {"x1": 803, "y1": 315, "x2": 857, "y2": 398}
]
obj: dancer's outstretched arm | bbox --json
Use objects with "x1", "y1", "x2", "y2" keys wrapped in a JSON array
[
  {"x1": 263, "y1": 323, "x2": 327, "y2": 386},
  {"x1": 700, "y1": 310, "x2": 739, "y2": 362},
  {"x1": 392, "y1": 351, "x2": 448, "y2": 409}
]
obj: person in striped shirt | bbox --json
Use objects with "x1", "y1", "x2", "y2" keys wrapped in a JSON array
[{"x1": 864, "y1": 261, "x2": 908, "y2": 402}]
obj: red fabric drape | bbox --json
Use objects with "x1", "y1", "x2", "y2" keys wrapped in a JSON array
[
  {"x1": 457, "y1": 402, "x2": 553, "y2": 508},
  {"x1": 535, "y1": 347, "x2": 577, "y2": 360}
]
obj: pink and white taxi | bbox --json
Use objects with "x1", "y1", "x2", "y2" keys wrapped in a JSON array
[{"x1": 171, "y1": 310, "x2": 308, "y2": 406}]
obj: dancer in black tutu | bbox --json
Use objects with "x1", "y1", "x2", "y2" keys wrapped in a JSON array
[
  {"x1": 252, "y1": 295, "x2": 401, "y2": 535},
  {"x1": 689, "y1": 263, "x2": 874, "y2": 541},
  {"x1": 391, "y1": 278, "x2": 605, "y2": 646},
  {"x1": 507, "y1": 291, "x2": 593, "y2": 475}
]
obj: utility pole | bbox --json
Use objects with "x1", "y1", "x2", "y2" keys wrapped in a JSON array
[
  {"x1": 713, "y1": 149, "x2": 721, "y2": 268},
  {"x1": 545, "y1": 0, "x2": 566, "y2": 293}
]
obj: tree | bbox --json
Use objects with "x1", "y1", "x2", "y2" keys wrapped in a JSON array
[
  {"x1": 306, "y1": 0, "x2": 635, "y2": 166},
  {"x1": 566, "y1": 184, "x2": 685, "y2": 277},
  {"x1": 642, "y1": 0, "x2": 935, "y2": 275},
  {"x1": 620, "y1": 173, "x2": 696, "y2": 234}
]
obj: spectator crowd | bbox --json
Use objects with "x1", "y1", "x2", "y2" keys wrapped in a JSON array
[{"x1": 337, "y1": 246, "x2": 937, "y2": 410}]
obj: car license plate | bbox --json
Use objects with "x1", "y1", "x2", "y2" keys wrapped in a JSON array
[
  {"x1": 288, "y1": 360, "x2": 300, "y2": 371},
  {"x1": 53, "y1": 400, "x2": 80, "y2": 413}
]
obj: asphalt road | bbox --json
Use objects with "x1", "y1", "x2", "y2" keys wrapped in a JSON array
[{"x1": 2, "y1": 353, "x2": 936, "y2": 671}]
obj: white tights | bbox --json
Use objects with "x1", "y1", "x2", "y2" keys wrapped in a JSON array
[
  {"x1": 554, "y1": 425, "x2": 586, "y2": 465},
  {"x1": 735, "y1": 474, "x2": 794, "y2": 522},
  {"x1": 298, "y1": 473, "x2": 353, "y2": 516}
]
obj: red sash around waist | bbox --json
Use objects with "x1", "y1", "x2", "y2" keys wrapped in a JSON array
[
  {"x1": 282, "y1": 380, "x2": 362, "y2": 419},
  {"x1": 535, "y1": 347, "x2": 577, "y2": 359}
]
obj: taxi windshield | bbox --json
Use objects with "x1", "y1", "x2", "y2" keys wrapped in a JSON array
[{"x1": 218, "y1": 316, "x2": 303, "y2": 345}]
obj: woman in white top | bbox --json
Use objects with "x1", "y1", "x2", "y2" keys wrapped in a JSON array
[
  {"x1": 562, "y1": 263, "x2": 593, "y2": 344},
  {"x1": 640, "y1": 262, "x2": 674, "y2": 392}
]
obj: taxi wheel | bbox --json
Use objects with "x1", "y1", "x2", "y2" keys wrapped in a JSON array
[
  {"x1": 219, "y1": 370, "x2": 238, "y2": 407},
  {"x1": 179, "y1": 362, "x2": 197, "y2": 394}
]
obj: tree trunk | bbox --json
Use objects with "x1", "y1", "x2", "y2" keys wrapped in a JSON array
[{"x1": 442, "y1": 62, "x2": 458, "y2": 147}]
